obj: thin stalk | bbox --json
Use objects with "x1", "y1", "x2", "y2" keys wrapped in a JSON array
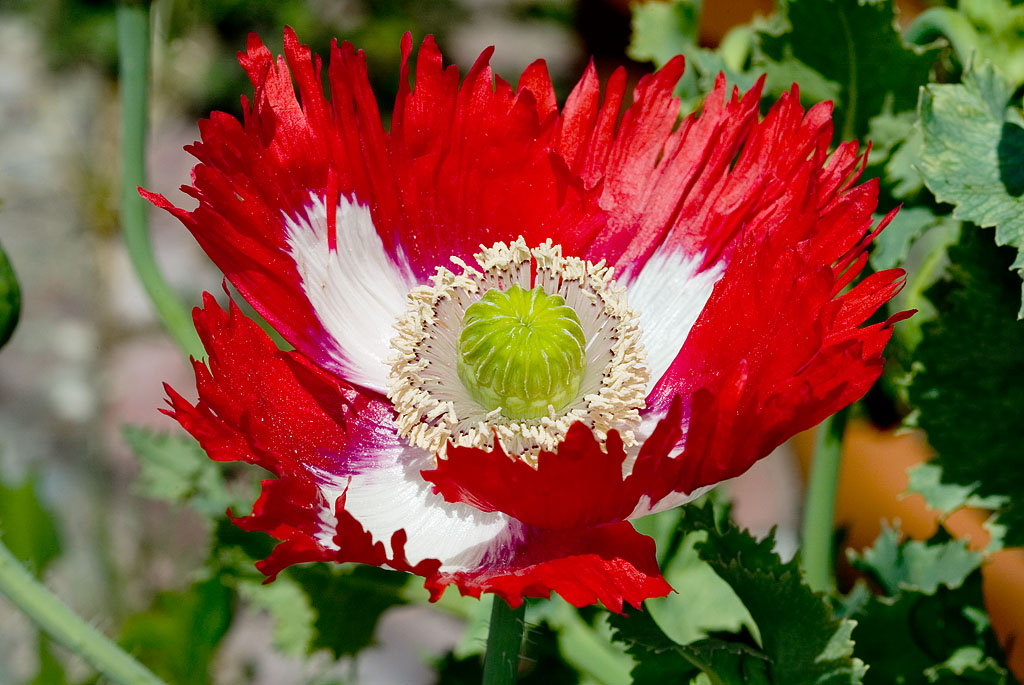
[
  {"x1": 117, "y1": 2, "x2": 203, "y2": 360},
  {"x1": 482, "y1": 596, "x2": 526, "y2": 685},
  {"x1": 0, "y1": 539, "x2": 163, "y2": 684},
  {"x1": 905, "y1": 7, "x2": 981, "y2": 62},
  {"x1": 799, "y1": 409, "x2": 849, "y2": 593}
]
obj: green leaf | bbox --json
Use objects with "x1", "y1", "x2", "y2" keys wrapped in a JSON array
[
  {"x1": 0, "y1": 240, "x2": 21, "y2": 348},
  {"x1": 543, "y1": 602, "x2": 634, "y2": 685},
  {"x1": 924, "y1": 646, "x2": 1008, "y2": 684},
  {"x1": 119, "y1": 577, "x2": 233, "y2": 684},
  {"x1": 758, "y1": 0, "x2": 939, "y2": 140},
  {"x1": 847, "y1": 572, "x2": 1008, "y2": 684},
  {"x1": 236, "y1": 576, "x2": 315, "y2": 657},
  {"x1": 848, "y1": 523, "x2": 983, "y2": 596},
  {"x1": 647, "y1": 534, "x2": 754, "y2": 647},
  {"x1": 0, "y1": 474, "x2": 61, "y2": 573},
  {"x1": 628, "y1": 0, "x2": 700, "y2": 68},
  {"x1": 959, "y1": 0, "x2": 1024, "y2": 90},
  {"x1": 609, "y1": 608, "x2": 770, "y2": 685},
  {"x1": 628, "y1": 0, "x2": 762, "y2": 112},
  {"x1": 918, "y1": 61, "x2": 1024, "y2": 314},
  {"x1": 865, "y1": 102, "x2": 930, "y2": 201},
  {"x1": 908, "y1": 229, "x2": 1024, "y2": 546},
  {"x1": 906, "y1": 463, "x2": 1007, "y2": 517},
  {"x1": 289, "y1": 564, "x2": 411, "y2": 658},
  {"x1": 122, "y1": 426, "x2": 235, "y2": 516},
  {"x1": 680, "y1": 502, "x2": 865, "y2": 684},
  {"x1": 32, "y1": 637, "x2": 68, "y2": 685},
  {"x1": 870, "y1": 207, "x2": 941, "y2": 271},
  {"x1": 624, "y1": 502, "x2": 865, "y2": 684},
  {"x1": 908, "y1": 1, "x2": 1024, "y2": 91}
]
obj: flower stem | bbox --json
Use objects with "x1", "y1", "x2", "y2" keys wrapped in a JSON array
[
  {"x1": 904, "y1": 7, "x2": 981, "y2": 62},
  {"x1": 0, "y1": 539, "x2": 163, "y2": 684},
  {"x1": 482, "y1": 596, "x2": 526, "y2": 685},
  {"x1": 799, "y1": 408, "x2": 849, "y2": 593},
  {"x1": 117, "y1": 1, "x2": 203, "y2": 360}
]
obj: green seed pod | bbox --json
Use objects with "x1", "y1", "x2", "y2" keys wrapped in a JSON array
[{"x1": 457, "y1": 285, "x2": 586, "y2": 420}]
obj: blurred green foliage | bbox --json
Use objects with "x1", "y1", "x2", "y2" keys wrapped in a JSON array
[
  {"x1": 0, "y1": 241, "x2": 21, "y2": 349},
  {"x1": 13, "y1": 0, "x2": 467, "y2": 116},
  {"x1": 118, "y1": 577, "x2": 233, "y2": 684},
  {"x1": 0, "y1": 475, "x2": 60, "y2": 574}
]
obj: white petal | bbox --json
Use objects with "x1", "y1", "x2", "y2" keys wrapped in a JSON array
[
  {"x1": 625, "y1": 404, "x2": 711, "y2": 517},
  {"x1": 284, "y1": 193, "x2": 416, "y2": 393},
  {"x1": 308, "y1": 447, "x2": 516, "y2": 572},
  {"x1": 625, "y1": 248, "x2": 724, "y2": 392},
  {"x1": 628, "y1": 485, "x2": 714, "y2": 519}
]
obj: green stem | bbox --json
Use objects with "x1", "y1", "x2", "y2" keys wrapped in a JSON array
[
  {"x1": 482, "y1": 596, "x2": 526, "y2": 685},
  {"x1": 837, "y1": 8, "x2": 857, "y2": 143},
  {"x1": 800, "y1": 409, "x2": 849, "y2": 593},
  {"x1": 0, "y1": 539, "x2": 163, "y2": 684},
  {"x1": 117, "y1": 2, "x2": 203, "y2": 360},
  {"x1": 904, "y1": 7, "x2": 981, "y2": 64}
]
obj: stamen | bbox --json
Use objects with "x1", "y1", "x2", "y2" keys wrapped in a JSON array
[{"x1": 387, "y1": 238, "x2": 648, "y2": 462}]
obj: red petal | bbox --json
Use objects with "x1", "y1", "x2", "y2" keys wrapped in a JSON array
[
  {"x1": 425, "y1": 522, "x2": 671, "y2": 612},
  {"x1": 165, "y1": 293, "x2": 396, "y2": 477},
  {"x1": 422, "y1": 399, "x2": 694, "y2": 529},
  {"x1": 422, "y1": 423, "x2": 639, "y2": 529},
  {"x1": 642, "y1": 208, "x2": 907, "y2": 497}
]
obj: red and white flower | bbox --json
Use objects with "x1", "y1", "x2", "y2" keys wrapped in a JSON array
[{"x1": 146, "y1": 29, "x2": 908, "y2": 612}]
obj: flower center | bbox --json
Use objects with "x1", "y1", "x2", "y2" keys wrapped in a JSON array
[
  {"x1": 457, "y1": 285, "x2": 586, "y2": 420},
  {"x1": 387, "y1": 237, "x2": 648, "y2": 460}
]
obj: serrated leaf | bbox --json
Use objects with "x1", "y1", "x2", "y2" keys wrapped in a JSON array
[
  {"x1": 848, "y1": 572, "x2": 1008, "y2": 684},
  {"x1": 679, "y1": 502, "x2": 865, "y2": 684},
  {"x1": 0, "y1": 241, "x2": 20, "y2": 348},
  {"x1": 757, "y1": 0, "x2": 939, "y2": 139},
  {"x1": 609, "y1": 608, "x2": 769, "y2": 685},
  {"x1": 918, "y1": 61, "x2": 1024, "y2": 313},
  {"x1": 236, "y1": 576, "x2": 315, "y2": 657},
  {"x1": 849, "y1": 523, "x2": 983, "y2": 595},
  {"x1": 122, "y1": 426, "x2": 234, "y2": 516},
  {"x1": 924, "y1": 646, "x2": 1008, "y2": 684},
  {"x1": 119, "y1": 577, "x2": 233, "y2": 684},
  {"x1": 289, "y1": 564, "x2": 410, "y2": 658},
  {"x1": 634, "y1": 505, "x2": 753, "y2": 646},
  {"x1": 908, "y1": 230, "x2": 1024, "y2": 546},
  {"x1": 0, "y1": 474, "x2": 61, "y2": 573},
  {"x1": 906, "y1": 463, "x2": 1007, "y2": 517}
]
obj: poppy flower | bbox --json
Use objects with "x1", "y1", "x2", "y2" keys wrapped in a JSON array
[{"x1": 144, "y1": 29, "x2": 907, "y2": 612}]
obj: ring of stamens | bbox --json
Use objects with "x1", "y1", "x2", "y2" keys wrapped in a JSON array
[{"x1": 387, "y1": 237, "x2": 648, "y2": 463}]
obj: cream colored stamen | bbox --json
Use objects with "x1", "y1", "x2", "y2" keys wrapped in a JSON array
[{"x1": 387, "y1": 237, "x2": 648, "y2": 464}]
